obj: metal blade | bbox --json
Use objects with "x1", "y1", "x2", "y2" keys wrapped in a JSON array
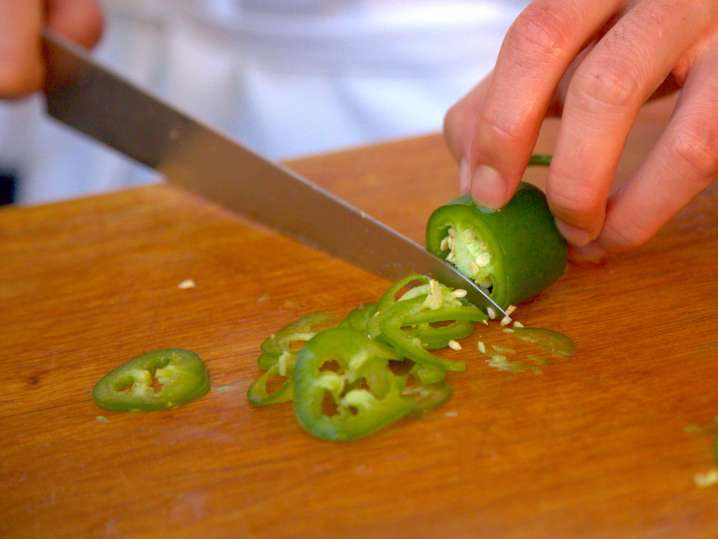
[{"x1": 42, "y1": 31, "x2": 506, "y2": 317}]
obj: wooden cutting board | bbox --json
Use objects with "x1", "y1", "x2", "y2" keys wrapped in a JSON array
[{"x1": 2, "y1": 99, "x2": 717, "y2": 538}]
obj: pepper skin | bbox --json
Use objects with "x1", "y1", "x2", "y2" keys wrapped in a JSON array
[
  {"x1": 426, "y1": 182, "x2": 567, "y2": 308},
  {"x1": 93, "y1": 348, "x2": 210, "y2": 411}
]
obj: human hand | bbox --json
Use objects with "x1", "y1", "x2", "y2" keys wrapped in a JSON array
[
  {"x1": 0, "y1": 0, "x2": 103, "y2": 98},
  {"x1": 444, "y1": 0, "x2": 718, "y2": 261}
]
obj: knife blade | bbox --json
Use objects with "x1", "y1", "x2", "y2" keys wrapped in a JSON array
[{"x1": 42, "y1": 30, "x2": 507, "y2": 317}]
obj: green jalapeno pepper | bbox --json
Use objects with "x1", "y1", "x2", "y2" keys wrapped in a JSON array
[
  {"x1": 368, "y1": 275, "x2": 486, "y2": 373},
  {"x1": 404, "y1": 319, "x2": 474, "y2": 350},
  {"x1": 293, "y1": 328, "x2": 418, "y2": 441},
  {"x1": 249, "y1": 312, "x2": 334, "y2": 406},
  {"x1": 93, "y1": 348, "x2": 210, "y2": 411},
  {"x1": 252, "y1": 275, "x2": 488, "y2": 441},
  {"x1": 257, "y1": 312, "x2": 334, "y2": 370},
  {"x1": 339, "y1": 303, "x2": 378, "y2": 334},
  {"x1": 401, "y1": 365, "x2": 453, "y2": 411},
  {"x1": 426, "y1": 182, "x2": 567, "y2": 308}
]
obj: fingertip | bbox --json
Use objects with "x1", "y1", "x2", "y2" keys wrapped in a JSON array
[
  {"x1": 0, "y1": 61, "x2": 44, "y2": 99},
  {"x1": 568, "y1": 242, "x2": 607, "y2": 265},
  {"x1": 470, "y1": 165, "x2": 506, "y2": 209},
  {"x1": 47, "y1": 0, "x2": 105, "y2": 49},
  {"x1": 554, "y1": 218, "x2": 593, "y2": 247}
]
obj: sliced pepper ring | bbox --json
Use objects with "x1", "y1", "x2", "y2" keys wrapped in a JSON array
[
  {"x1": 379, "y1": 296, "x2": 486, "y2": 373},
  {"x1": 247, "y1": 364, "x2": 293, "y2": 407},
  {"x1": 93, "y1": 348, "x2": 210, "y2": 412},
  {"x1": 339, "y1": 303, "x2": 378, "y2": 335},
  {"x1": 258, "y1": 312, "x2": 334, "y2": 371},
  {"x1": 293, "y1": 328, "x2": 417, "y2": 442}
]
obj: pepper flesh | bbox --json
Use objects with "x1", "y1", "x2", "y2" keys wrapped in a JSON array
[
  {"x1": 93, "y1": 348, "x2": 210, "y2": 411},
  {"x1": 253, "y1": 276, "x2": 488, "y2": 440},
  {"x1": 426, "y1": 182, "x2": 567, "y2": 307},
  {"x1": 250, "y1": 312, "x2": 334, "y2": 406},
  {"x1": 367, "y1": 275, "x2": 487, "y2": 373},
  {"x1": 293, "y1": 328, "x2": 417, "y2": 441}
]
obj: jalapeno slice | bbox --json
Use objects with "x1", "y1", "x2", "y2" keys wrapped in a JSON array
[
  {"x1": 426, "y1": 182, "x2": 567, "y2": 308},
  {"x1": 93, "y1": 348, "x2": 210, "y2": 411},
  {"x1": 258, "y1": 312, "x2": 334, "y2": 370},
  {"x1": 250, "y1": 312, "x2": 334, "y2": 406},
  {"x1": 293, "y1": 328, "x2": 418, "y2": 441},
  {"x1": 369, "y1": 276, "x2": 487, "y2": 373},
  {"x1": 339, "y1": 303, "x2": 378, "y2": 334}
]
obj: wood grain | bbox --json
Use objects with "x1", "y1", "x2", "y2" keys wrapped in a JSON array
[{"x1": 2, "y1": 97, "x2": 718, "y2": 538}]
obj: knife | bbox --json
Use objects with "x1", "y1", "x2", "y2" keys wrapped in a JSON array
[{"x1": 42, "y1": 30, "x2": 506, "y2": 317}]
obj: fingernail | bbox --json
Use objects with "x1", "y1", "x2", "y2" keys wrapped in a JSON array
[
  {"x1": 459, "y1": 158, "x2": 471, "y2": 194},
  {"x1": 471, "y1": 165, "x2": 505, "y2": 208},
  {"x1": 569, "y1": 242, "x2": 607, "y2": 265},
  {"x1": 555, "y1": 219, "x2": 592, "y2": 247}
]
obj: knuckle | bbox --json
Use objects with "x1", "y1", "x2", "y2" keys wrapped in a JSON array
[
  {"x1": 569, "y1": 63, "x2": 641, "y2": 111},
  {"x1": 670, "y1": 124, "x2": 718, "y2": 181},
  {"x1": 547, "y1": 179, "x2": 599, "y2": 224},
  {"x1": 443, "y1": 103, "x2": 462, "y2": 138},
  {"x1": 505, "y1": 2, "x2": 573, "y2": 63},
  {"x1": 477, "y1": 105, "x2": 525, "y2": 148},
  {"x1": 443, "y1": 103, "x2": 471, "y2": 158}
]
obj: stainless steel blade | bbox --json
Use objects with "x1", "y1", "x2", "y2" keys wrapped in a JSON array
[{"x1": 42, "y1": 31, "x2": 507, "y2": 317}]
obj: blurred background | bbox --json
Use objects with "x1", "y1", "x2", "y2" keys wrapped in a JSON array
[{"x1": 0, "y1": 0, "x2": 529, "y2": 206}]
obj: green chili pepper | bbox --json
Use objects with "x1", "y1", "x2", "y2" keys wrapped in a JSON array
[
  {"x1": 339, "y1": 303, "x2": 377, "y2": 334},
  {"x1": 426, "y1": 182, "x2": 567, "y2": 308},
  {"x1": 381, "y1": 296, "x2": 486, "y2": 373},
  {"x1": 247, "y1": 364, "x2": 294, "y2": 406},
  {"x1": 360, "y1": 275, "x2": 486, "y2": 373},
  {"x1": 293, "y1": 328, "x2": 418, "y2": 441},
  {"x1": 511, "y1": 327, "x2": 575, "y2": 358},
  {"x1": 404, "y1": 319, "x2": 474, "y2": 350},
  {"x1": 93, "y1": 349, "x2": 210, "y2": 411},
  {"x1": 250, "y1": 312, "x2": 334, "y2": 406},
  {"x1": 401, "y1": 366, "x2": 453, "y2": 411},
  {"x1": 257, "y1": 312, "x2": 334, "y2": 370}
]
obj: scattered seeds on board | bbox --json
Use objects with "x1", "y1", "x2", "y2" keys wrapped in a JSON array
[
  {"x1": 513, "y1": 321, "x2": 525, "y2": 328},
  {"x1": 694, "y1": 469, "x2": 718, "y2": 488},
  {"x1": 448, "y1": 340, "x2": 462, "y2": 351},
  {"x1": 500, "y1": 316, "x2": 512, "y2": 327},
  {"x1": 503, "y1": 328, "x2": 514, "y2": 334},
  {"x1": 444, "y1": 410, "x2": 458, "y2": 418},
  {"x1": 96, "y1": 415, "x2": 109, "y2": 423},
  {"x1": 505, "y1": 305, "x2": 517, "y2": 316},
  {"x1": 478, "y1": 341, "x2": 487, "y2": 354},
  {"x1": 491, "y1": 344, "x2": 516, "y2": 354},
  {"x1": 177, "y1": 279, "x2": 196, "y2": 289},
  {"x1": 486, "y1": 307, "x2": 497, "y2": 320}
]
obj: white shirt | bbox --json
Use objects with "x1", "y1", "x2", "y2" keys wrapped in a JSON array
[{"x1": 0, "y1": 0, "x2": 527, "y2": 204}]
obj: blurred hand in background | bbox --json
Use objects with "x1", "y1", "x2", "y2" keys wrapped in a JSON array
[{"x1": 0, "y1": 0, "x2": 103, "y2": 98}]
